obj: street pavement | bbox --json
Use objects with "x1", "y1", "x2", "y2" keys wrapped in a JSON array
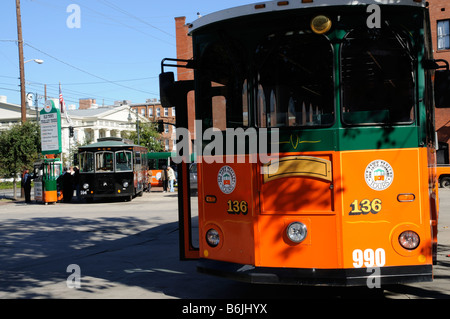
[{"x1": 0, "y1": 188, "x2": 449, "y2": 300}]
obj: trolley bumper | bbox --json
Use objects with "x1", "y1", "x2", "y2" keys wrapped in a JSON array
[{"x1": 197, "y1": 259, "x2": 433, "y2": 286}]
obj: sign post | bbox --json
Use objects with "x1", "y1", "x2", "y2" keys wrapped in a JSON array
[
  {"x1": 36, "y1": 99, "x2": 63, "y2": 204},
  {"x1": 40, "y1": 99, "x2": 62, "y2": 155}
]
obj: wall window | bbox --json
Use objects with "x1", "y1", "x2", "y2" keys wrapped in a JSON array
[
  {"x1": 156, "y1": 108, "x2": 161, "y2": 117},
  {"x1": 438, "y1": 20, "x2": 450, "y2": 50},
  {"x1": 149, "y1": 108, "x2": 153, "y2": 117},
  {"x1": 172, "y1": 107, "x2": 175, "y2": 116},
  {"x1": 164, "y1": 107, "x2": 169, "y2": 116},
  {"x1": 140, "y1": 108, "x2": 146, "y2": 116}
]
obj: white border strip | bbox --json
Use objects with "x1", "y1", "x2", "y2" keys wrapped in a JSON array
[{"x1": 189, "y1": 0, "x2": 425, "y2": 33}]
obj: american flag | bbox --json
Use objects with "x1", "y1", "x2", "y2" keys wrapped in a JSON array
[
  {"x1": 59, "y1": 82, "x2": 66, "y2": 114},
  {"x1": 59, "y1": 83, "x2": 73, "y2": 125}
]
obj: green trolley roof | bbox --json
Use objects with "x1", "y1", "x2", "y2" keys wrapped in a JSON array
[{"x1": 78, "y1": 137, "x2": 141, "y2": 150}]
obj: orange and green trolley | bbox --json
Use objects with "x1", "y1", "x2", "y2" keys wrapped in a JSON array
[
  {"x1": 160, "y1": 0, "x2": 450, "y2": 286},
  {"x1": 146, "y1": 151, "x2": 172, "y2": 187}
]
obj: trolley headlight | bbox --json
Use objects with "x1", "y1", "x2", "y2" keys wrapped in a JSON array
[
  {"x1": 83, "y1": 183, "x2": 89, "y2": 190},
  {"x1": 206, "y1": 228, "x2": 220, "y2": 247},
  {"x1": 123, "y1": 181, "x2": 129, "y2": 188},
  {"x1": 399, "y1": 231, "x2": 420, "y2": 250},
  {"x1": 311, "y1": 15, "x2": 332, "y2": 34},
  {"x1": 286, "y1": 222, "x2": 308, "y2": 244}
]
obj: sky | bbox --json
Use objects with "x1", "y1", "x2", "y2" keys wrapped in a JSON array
[{"x1": 0, "y1": 0, "x2": 260, "y2": 108}]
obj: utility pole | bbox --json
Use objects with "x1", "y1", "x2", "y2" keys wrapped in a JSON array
[{"x1": 16, "y1": 0, "x2": 26, "y2": 123}]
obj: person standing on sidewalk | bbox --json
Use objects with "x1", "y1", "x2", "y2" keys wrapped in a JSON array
[
  {"x1": 22, "y1": 169, "x2": 33, "y2": 203},
  {"x1": 168, "y1": 166, "x2": 176, "y2": 192},
  {"x1": 62, "y1": 167, "x2": 73, "y2": 203},
  {"x1": 162, "y1": 165, "x2": 168, "y2": 192},
  {"x1": 73, "y1": 166, "x2": 80, "y2": 201}
]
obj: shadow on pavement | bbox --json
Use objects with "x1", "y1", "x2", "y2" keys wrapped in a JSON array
[{"x1": 0, "y1": 214, "x2": 449, "y2": 299}]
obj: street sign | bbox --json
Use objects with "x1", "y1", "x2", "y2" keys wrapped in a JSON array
[{"x1": 40, "y1": 99, "x2": 62, "y2": 155}]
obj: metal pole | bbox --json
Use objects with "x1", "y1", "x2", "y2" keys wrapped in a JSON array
[
  {"x1": 16, "y1": 0, "x2": 26, "y2": 123},
  {"x1": 35, "y1": 92, "x2": 39, "y2": 123},
  {"x1": 136, "y1": 108, "x2": 140, "y2": 145}
]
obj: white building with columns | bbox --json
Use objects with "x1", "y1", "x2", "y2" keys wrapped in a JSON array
[
  {"x1": 0, "y1": 96, "x2": 149, "y2": 166},
  {"x1": 61, "y1": 105, "x2": 149, "y2": 149}
]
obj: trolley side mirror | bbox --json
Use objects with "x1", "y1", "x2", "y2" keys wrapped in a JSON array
[
  {"x1": 159, "y1": 72, "x2": 176, "y2": 108},
  {"x1": 435, "y1": 69, "x2": 450, "y2": 108},
  {"x1": 159, "y1": 71, "x2": 195, "y2": 109}
]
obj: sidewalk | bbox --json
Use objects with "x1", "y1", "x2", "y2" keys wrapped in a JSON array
[
  {"x1": 0, "y1": 188, "x2": 25, "y2": 199},
  {"x1": 0, "y1": 186, "x2": 175, "y2": 197}
]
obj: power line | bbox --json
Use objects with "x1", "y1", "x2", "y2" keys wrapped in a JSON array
[
  {"x1": 0, "y1": 86, "x2": 20, "y2": 93},
  {"x1": 27, "y1": 82, "x2": 117, "y2": 104},
  {"x1": 24, "y1": 42, "x2": 159, "y2": 97},
  {"x1": 2, "y1": 75, "x2": 155, "y2": 105},
  {"x1": 43, "y1": 76, "x2": 159, "y2": 86},
  {"x1": 97, "y1": 0, "x2": 175, "y2": 38},
  {"x1": 70, "y1": 0, "x2": 175, "y2": 47}
]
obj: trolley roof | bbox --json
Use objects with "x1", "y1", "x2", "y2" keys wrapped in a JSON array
[
  {"x1": 78, "y1": 137, "x2": 144, "y2": 150},
  {"x1": 188, "y1": 0, "x2": 425, "y2": 33},
  {"x1": 79, "y1": 140, "x2": 132, "y2": 149}
]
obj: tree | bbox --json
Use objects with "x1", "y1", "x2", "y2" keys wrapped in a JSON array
[
  {"x1": 125, "y1": 122, "x2": 164, "y2": 152},
  {"x1": 0, "y1": 121, "x2": 41, "y2": 199}
]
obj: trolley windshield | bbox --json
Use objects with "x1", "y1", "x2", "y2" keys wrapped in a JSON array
[
  {"x1": 115, "y1": 151, "x2": 133, "y2": 171},
  {"x1": 95, "y1": 151, "x2": 114, "y2": 172},
  {"x1": 341, "y1": 28, "x2": 415, "y2": 125},
  {"x1": 79, "y1": 152, "x2": 94, "y2": 173},
  {"x1": 193, "y1": 6, "x2": 423, "y2": 131}
]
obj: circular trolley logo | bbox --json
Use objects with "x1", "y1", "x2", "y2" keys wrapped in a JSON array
[
  {"x1": 217, "y1": 166, "x2": 236, "y2": 194},
  {"x1": 44, "y1": 100, "x2": 53, "y2": 113},
  {"x1": 365, "y1": 160, "x2": 394, "y2": 191}
]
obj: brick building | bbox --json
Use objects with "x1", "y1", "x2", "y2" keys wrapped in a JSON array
[
  {"x1": 76, "y1": 97, "x2": 176, "y2": 151},
  {"x1": 79, "y1": 98, "x2": 97, "y2": 110},
  {"x1": 175, "y1": 17, "x2": 196, "y2": 140},
  {"x1": 429, "y1": 0, "x2": 450, "y2": 163},
  {"x1": 130, "y1": 100, "x2": 176, "y2": 151}
]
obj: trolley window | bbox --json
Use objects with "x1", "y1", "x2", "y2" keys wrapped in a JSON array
[
  {"x1": 95, "y1": 151, "x2": 114, "y2": 172},
  {"x1": 341, "y1": 28, "x2": 415, "y2": 125},
  {"x1": 256, "y1": 33, "x2": 334, "y2": 128},
  {"x1": 115, "y1": 151, "x2": 133, "y2": 172},
  {"x1": 135, "y1": 151, "x2": 141, "y2": 165},
  {"x1": 197, "y1": 39, "x2": 248, "y2": 130},
  {"x1": 79, "y1": 152, "x2": 94, "y2": 173}
]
